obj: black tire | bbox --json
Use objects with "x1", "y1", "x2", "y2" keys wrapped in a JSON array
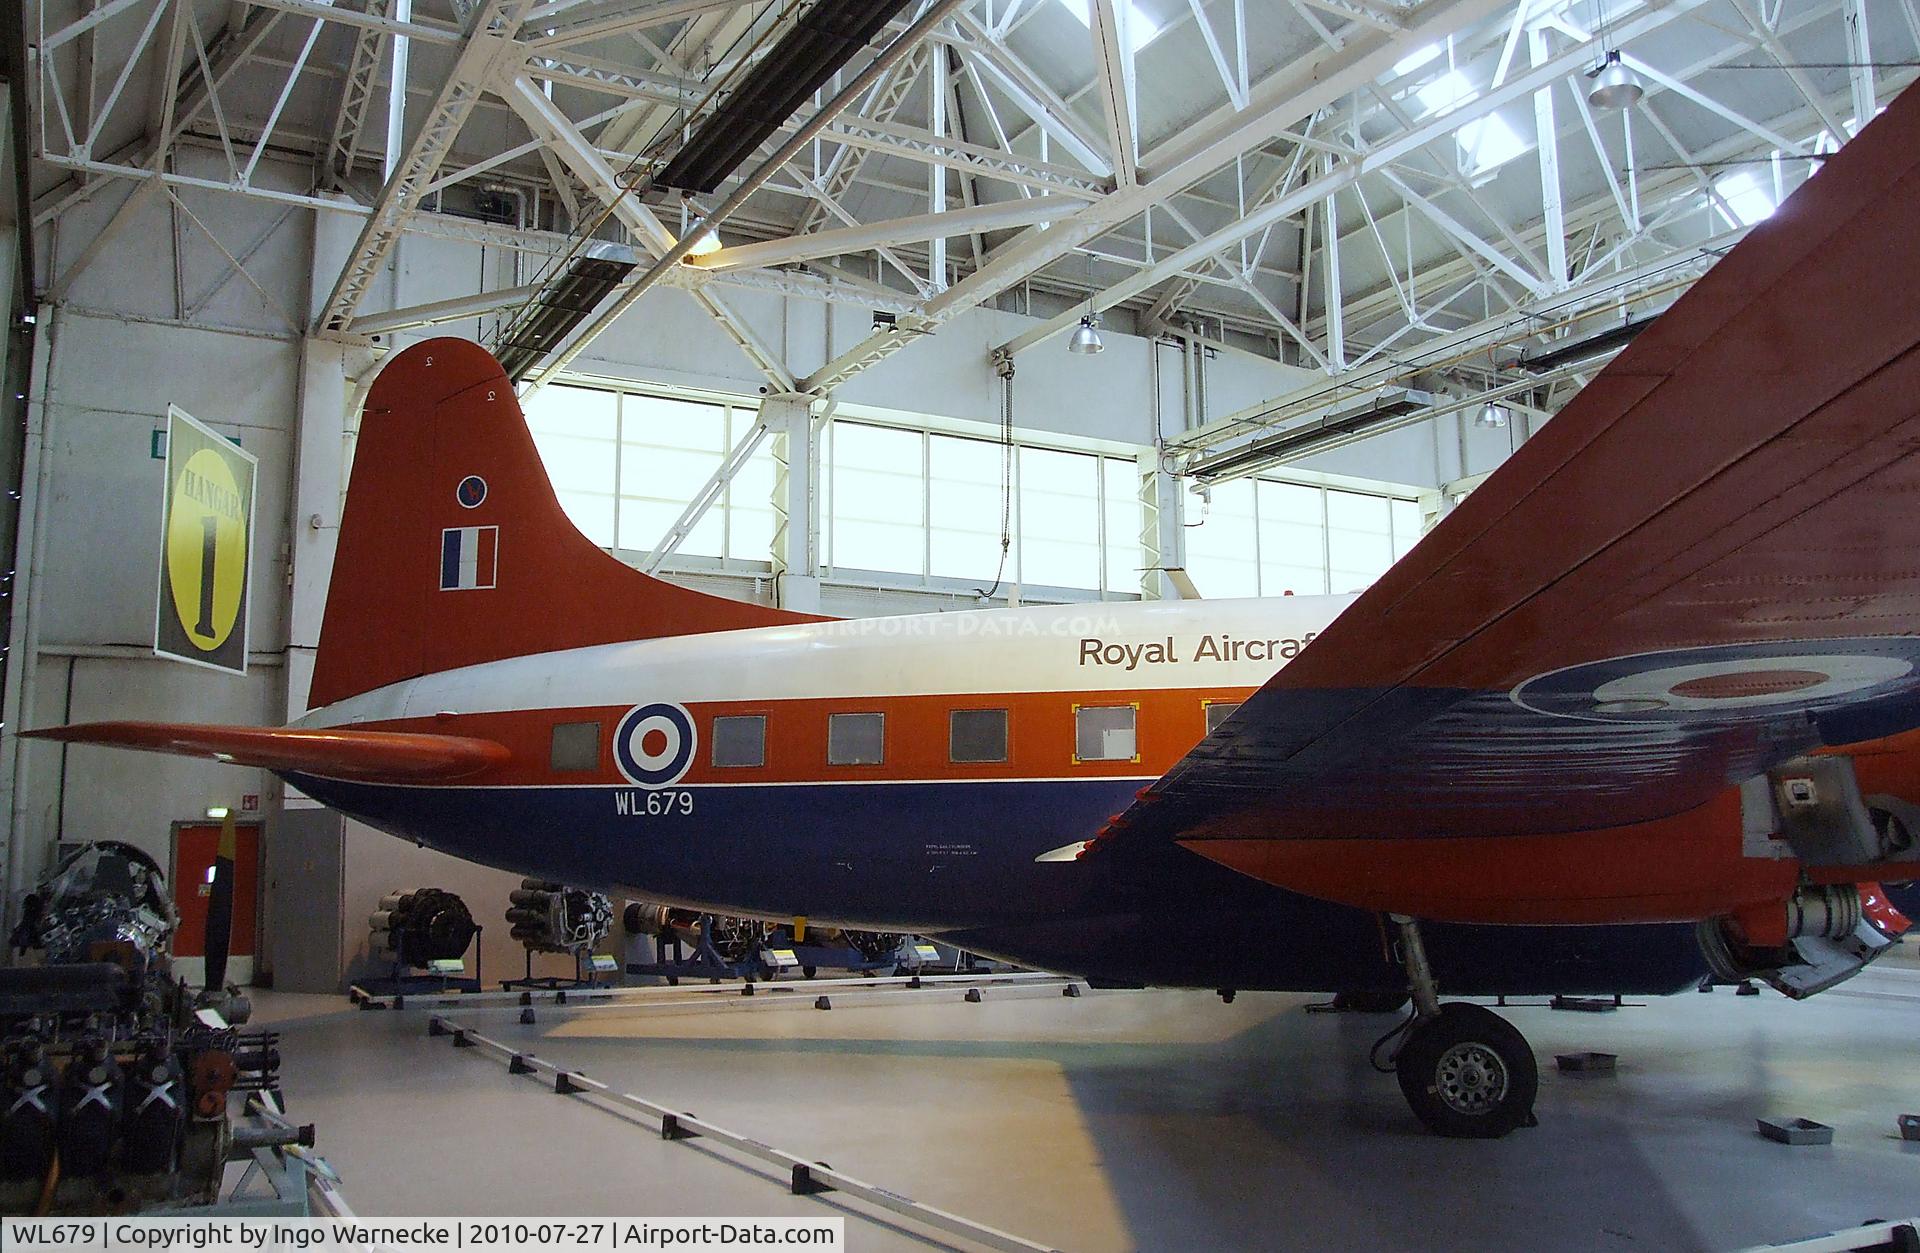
[
  {"x1": 1333, "y1": 989, "x2": 1411, "y2": 1014},
  {"x1": 1395, "y1": 1003, "x2": 1538, "y2": 1138}
]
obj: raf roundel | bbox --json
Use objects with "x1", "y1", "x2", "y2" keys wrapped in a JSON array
[
  {"x1": 613, "y1": 702, "x2": 697, "y2": 787},
  {"x1": 456, "y1": 475, "x2": 488, "y2": 509}
]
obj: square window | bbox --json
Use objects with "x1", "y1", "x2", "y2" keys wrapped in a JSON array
[
  {"x1": 1204, "y1": 701, "x2": 1242, "y2": 734},
  {"x1": 550, "y1": 721, "x2": 601, "y2": 772},
  {"x1": 828, "y1": 712, "x2": 885, "y2": 765},
  {"x1": 1075, "y1": 705, "x2": 1136, "y2": 762},
  {"x1": 950, "y1": 709, "x2": 1009, "y2": 764},
  {"x1": 712, "y1": 715, "x2": 766, "y2": 768}
]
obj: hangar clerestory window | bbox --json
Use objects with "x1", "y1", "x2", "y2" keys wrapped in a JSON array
[
  {"x1": 828, "y1": 712, "x2": 885, "y2": 766},
  {"x1": 550, "y1": 721, "x2": 602, "y2": 772},
  {"x1": 711, "y1": 715, "x2": 767, "y2": 768},
  {"x1": 1075, "y1": 705, "x2": 1137, "y2": 763}
]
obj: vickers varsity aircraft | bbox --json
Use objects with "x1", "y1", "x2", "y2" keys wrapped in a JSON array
[{"x1": 36, "y1": 82, "x2": 1920, "y2": 1139}]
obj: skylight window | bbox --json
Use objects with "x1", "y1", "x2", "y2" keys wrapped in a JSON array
[
  {"x1": 1057, "y1": 0, "x2": 1163, "y2": 50},
  {"x1": 1715, "y1": 170, "x2": 1775, "y2": 226},
  {"x1": 1416, "y1": 69, "x2": 1475, "y2": 117},
  {"x1": 1413, "y1": 70, "x2": 1526, "y2": 175},
  {"x1": 1459, "y1": 112, "x2": 1527, "y2": 174},
  {"x1": 1394, "y1": 43, "x2": 1443, "y2": 77}
]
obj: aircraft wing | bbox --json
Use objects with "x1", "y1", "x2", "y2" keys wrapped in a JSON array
[
  {"x1": 24, "y1": 722, "x2": 510, "y2": 783},
  {"x1": 1117, "y1": 83, "x2": 1920, "y2": 857}
]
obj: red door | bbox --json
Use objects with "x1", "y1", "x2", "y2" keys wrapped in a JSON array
[{"x1": 171, "y1": 822, "x2": 261, "y2": 980}]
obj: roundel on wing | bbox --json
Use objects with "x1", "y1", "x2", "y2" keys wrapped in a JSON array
[
  {"x1": 613, "y1": 702, "x2": 697, "y2": 786},
  {"x1": 1512, "y1": 638, "x2": 1920, "y2": 724}
]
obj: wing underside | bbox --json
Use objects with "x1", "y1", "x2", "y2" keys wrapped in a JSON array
[
  {"x1": 1120, "y1": 82, "x2": 1920, "y2": 852},
  {"x1": 25, "y1": 721, "x2": 510, "y2": 783}
]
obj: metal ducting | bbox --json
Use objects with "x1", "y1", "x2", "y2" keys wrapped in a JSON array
[{"x1": 655, "y1": 0, "x2": 914, "y2": 194}]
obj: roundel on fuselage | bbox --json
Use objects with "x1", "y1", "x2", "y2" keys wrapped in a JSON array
[{"x1": 613, "y1": 702, "x2": 697, "y2": 786}]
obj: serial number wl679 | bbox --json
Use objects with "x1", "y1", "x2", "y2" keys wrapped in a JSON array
[{"x1": 613, "y1": 789, "x2": 693, "y2": 817}]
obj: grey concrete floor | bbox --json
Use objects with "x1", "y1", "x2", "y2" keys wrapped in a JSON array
[{"x1": 255, "y1": 963, "x2": 1920, "y2": 1253}]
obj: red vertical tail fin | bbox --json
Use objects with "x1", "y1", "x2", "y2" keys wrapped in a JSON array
[{"x1": 307, "y1": 338, "x2": 823, "y2": 709}]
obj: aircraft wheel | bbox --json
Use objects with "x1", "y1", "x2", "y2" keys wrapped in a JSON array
[{"x1": 1395, "y1": 1003, "x2": 1537, "y2": 1138}]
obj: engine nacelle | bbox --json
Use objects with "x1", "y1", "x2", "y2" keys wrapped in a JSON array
[{"x1": 1698, "y1": 883, "x2": 1910, "y2": 998}]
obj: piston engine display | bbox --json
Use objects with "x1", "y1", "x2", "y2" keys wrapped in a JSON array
[
  {"x1": 369, "y1": 888, "x2": 478, "y2": 967},
  {"x1": 505, "y1": 881, "x2": 614, "y2": 954},
  {"x1": 0, "y1": 842, "x2": 283, "y2": 1214}
]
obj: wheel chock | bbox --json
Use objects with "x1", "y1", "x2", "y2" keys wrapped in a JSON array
[
  {"x1": 814, "y1": 995, "x2": 831, "y2": 1010},
  {"x1": 964, "y1": 988, "x2": 983, "y2": 1003},
  {"x1": 1062, "y1": 983, "x2": 1081, "y2": 998},
  {"x1": 790, "y1": 1163, "x2": 834, "y2": 1196},
  {"x1": 1555, "y1": 1052, "x2": 1617, "y2": 1073}
]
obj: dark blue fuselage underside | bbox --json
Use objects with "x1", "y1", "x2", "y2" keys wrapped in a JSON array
[{"x1": 289, "y1": 773, "x2": 1711, "y2": 996}]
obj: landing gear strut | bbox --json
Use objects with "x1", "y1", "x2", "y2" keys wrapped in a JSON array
[{"x1": 1387, "y1": 915, "x2": 1538, "y2": 1138}]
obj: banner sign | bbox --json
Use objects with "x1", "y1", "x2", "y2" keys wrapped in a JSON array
[{"x1": 155, "y1": 405, "x2": 257, "y2": 675}]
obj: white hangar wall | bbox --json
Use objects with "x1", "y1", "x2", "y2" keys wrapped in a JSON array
[{"x1": 12, "y1": 153, "x2": 1507, "y2": 990}]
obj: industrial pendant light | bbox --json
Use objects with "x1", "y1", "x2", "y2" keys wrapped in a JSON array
[
  {"x1": 1069, "y1": 314, "x2": 1105, "y2": 355},
  {"x1": 1477, "y1": 401, "x2": 1510, "y2": 429},
  {"x1": 1587, "y1": 50, "x2": 1645, "y2": 110},
  {"x1": 1068, "y1": 249, "x2": 1104, "y2": 355}
]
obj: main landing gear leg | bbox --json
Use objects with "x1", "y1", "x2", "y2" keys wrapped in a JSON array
[{"x1": 1388, "y1": 914, "x2": 1538, "y2": 1139}]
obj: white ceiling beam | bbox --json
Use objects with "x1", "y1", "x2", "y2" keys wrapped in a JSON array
[
  {"x1": 240, "y1": 0, "x2": 460, "y2": 43},
  {"x1": 944, "y1": 15, "x2": 1115, "y2": 177},
  {"x1": 993, "y1": 0, "x2": 1708, "y2": 361},
  {"x1": 521, "y1": 0, "x2": 974, "y2": 391},
  {"x1": 811, "y1": 0, "x2": 1528, "y2": 392},
  {"x1": 1087, "y1": 0, "x2": 1138, "y2": 187},
  {"x1": 315, "y1": 0, "x2": 537, "y2": 335},
  {"x1": 688, "y1": 197, "x2": 1083, "y2": 273},
  {"x1": 525, "y1": 0, "x2": 757, "y2": 51},
  {"x1": 348, "y1": 284, "x2": 543, "y2": 333}
]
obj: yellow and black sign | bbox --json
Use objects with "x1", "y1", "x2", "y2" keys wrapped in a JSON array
[{"x1": 155, "y1": 405, "x2": 257, "y2": 675}]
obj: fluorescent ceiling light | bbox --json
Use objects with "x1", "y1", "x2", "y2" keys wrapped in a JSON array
[
  {"x1": 1057, "y1": 0, "x2": 1163, "y2": 50},
  {"x1": 1714, "y1": 170, "x2": 1775, "y2": 226}
]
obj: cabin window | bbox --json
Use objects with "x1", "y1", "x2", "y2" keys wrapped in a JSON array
[
  {"x1": 549, "y1": 721, "x2": 601, "y2": 772},
  {"x1": 828, "y1": 712, "x2": 885, "y2": 765},
  {"x1": 1204, "y1": 701, "x2": 1242, "y2": 734},
  {"x1": 711, "y1": 715, "x2": 766, "y2": 768},
  {"x1": 949, "y1": 709, "x2": 1009, "y2": 763},
  {"x1": 1075, "y1": 705, "x2": 1137, "y2": 762}
]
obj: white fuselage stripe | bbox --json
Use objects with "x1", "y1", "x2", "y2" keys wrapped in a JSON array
[{"x1": 298, "y1": 595, "x2": 1354, "y2": 728}]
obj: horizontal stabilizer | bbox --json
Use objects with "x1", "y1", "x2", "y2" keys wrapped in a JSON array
[{"x1": 25, "y1": 721, "x2": 510, "y2": 783}]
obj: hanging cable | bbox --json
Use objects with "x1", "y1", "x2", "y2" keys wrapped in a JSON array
[
  {"x1": 1369, "y1": 1007, "x2": 1421, "y2": 1073},
  {"x1": 975, "y1": 349, "x2": 1016, "y2": 601}
]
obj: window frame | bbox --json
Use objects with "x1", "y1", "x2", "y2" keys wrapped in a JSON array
[
  {"x1": 948, "y1": 708, "x2": 1011, "y2": 765},
  {"x1": 710, "y1": 713, "x2": 768, "y2": 769},
  {"x1": 1072, "y1": 702, "x2": 1140, "y2": 765},
  {"x1": 1202, "y1": 699, "x2": 1242, "y2": 735},
  {"x1": 548, "y1": 720, "x2": 602, "y2": 773},
  {"x1": 827, "y1": 711, "x2": 887, "y2": 767}
]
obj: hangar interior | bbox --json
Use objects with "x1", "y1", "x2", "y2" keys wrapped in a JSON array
[{"x1": 1, "y1": 0, "x2": 1918, "y2": 1243}]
